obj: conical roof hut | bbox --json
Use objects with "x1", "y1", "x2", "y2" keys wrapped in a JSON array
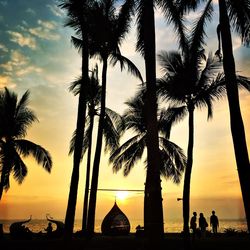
[{"x1": 101, "y1": 202, "x2": 130, "y2": 236}]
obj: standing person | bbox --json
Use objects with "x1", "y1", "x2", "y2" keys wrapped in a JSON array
[
  {"x1": 190, "y1": 212, "x2": 197, "y2": 239},
  {"x1": 210, "y1": 210, "x2": 219, "y2": 234},
  {"x1": 45, "y1": 222, "x2": 53, "y2": 237},
  {"x1": 199, "y1": 213, "x2": 208, "y2": 238}
]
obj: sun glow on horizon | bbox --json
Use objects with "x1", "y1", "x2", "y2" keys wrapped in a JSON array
[{"x1": 115, "y1": 191, "x2": 129, "y2": 202}]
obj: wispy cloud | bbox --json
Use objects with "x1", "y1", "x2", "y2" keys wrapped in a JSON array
[
  {"x1": 47, "y1": 4, "x2": 64, "y2": 17},
  {"x1": 7, "y1": 31, "x2": 37, "y2": 49},
  {"x1": 1, "y1": 50, "x2": 42, "y2": 78},
  {"x1": 0, "y1": 75, "x2": 16, "y2": 88},
  {"x1": 26, "y1": 8, "x2": 36, "y2": 16},
  {"x1": 16, "y1": 65, "x2": 43, "y2": 77},
  {"x1": 28, "y1": 20, "x2": 60, "y2": 41},
  {"x1": 0, "y1": 43, "x2": 8, "y2": 52},
  {"x1": 0, "y1": 1, "x2": 7, "y2": 7}
]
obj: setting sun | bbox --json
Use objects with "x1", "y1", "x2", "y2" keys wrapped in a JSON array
[{"x1": 115, "y1": 191, "x2": 129, "y2": 201}]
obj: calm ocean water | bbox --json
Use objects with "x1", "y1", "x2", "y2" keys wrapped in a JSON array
[{"x1": 0, "y1": 218, "x2": 247, "y2": 234}]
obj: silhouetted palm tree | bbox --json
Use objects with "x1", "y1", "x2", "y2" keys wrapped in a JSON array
[
  {"x1": 59, "y1": 0, "x2": 92, "y2": 238},
  {"x1": 125, "y1": 0, "x2": 187, "y2": 241},
  {"x1": 85, "y1": 0, "x2": 143, "y2": 235},
  {"x1": 158, "y1": 1, "x2": 250, "y2": 239},
  {"x1": 158, "y1": 1, "x2": 222, "y2": 238},
  {"x1": 0, "y1": 88, "x2": 52, "y2": 200},
  {"x1": 179, "y1": 0, "x2": 250, "y2": 233},
  {"x1": 109, "y1": 91, "x2": 187, "y2": 184},
  {"x1": 217, "y1": 0, "x2": 250, "y2": 231},
  {"x1": 69, "y1": 66, "x2": 123, "y2": 232}
]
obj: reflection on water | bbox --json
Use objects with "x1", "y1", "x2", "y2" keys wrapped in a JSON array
[{"x1": 0, "y1": 218, "x2": 247, "y2": 233}]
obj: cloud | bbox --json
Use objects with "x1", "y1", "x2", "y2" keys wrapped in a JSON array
[
  {"x1": 47, "y1": 4, "x2": 64, "y2": 17},
  {"x1": 0, "y1": 50, "x2": 42, "y2": 78},
  {"x1": 0, "y1": 43, "x2": 8, "y2": 52},
  {"x1": 0, "y1": 50, "x2": 30, "y2": 72},
  {"x1": 28, "y1": 20, "x2": 60, "y2": 41},
  {"x1": 7, "y1": 31, "x2": 37, "y2": 49},
  {"x1": 0, "y1": 1, "x2": 7, "y2": 7},
  {"x1": 26, "y1": 8, "x2": 36, "y2": 16},
  {"x1": 10, "y1": 50, "x2": 30, "y2": 66},
  {"x1": 16, "y1": 65, "x2": 43, "y2": 77},
  {"x1": 0, "y1": 75, "x2": 16, "y2": 88}
]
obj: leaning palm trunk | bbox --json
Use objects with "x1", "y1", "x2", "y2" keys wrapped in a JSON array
[
  {"x1": 218, "y1": 0, "x2": 250, "y2": 232},
  {"x1": 182, "y1": 104, "x2": 194, "y2": 247},
  {"x1": 87, "y1": 56, "x2": 108, "y2": 236},
  {"x1": 64, "y1": 36, "x2": 89, "y2": 239},
  {"x1": 82, "y1": 113, "x2": 94, "y2": 232},
  {"x1": 143, "y1": 1, "x2": 164, "y2": 244}
]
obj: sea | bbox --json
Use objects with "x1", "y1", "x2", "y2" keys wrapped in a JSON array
[{"x1": 0, "y1": 218, "x2": 247, "y2": 234}]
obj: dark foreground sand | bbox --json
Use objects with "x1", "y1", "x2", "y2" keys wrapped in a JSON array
[{"x1": 1, "y1": 233, "x2": 250, "y2": 250}]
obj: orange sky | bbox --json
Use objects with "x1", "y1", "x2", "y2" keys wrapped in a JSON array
[{"x1": 0, "y1": 1, "x2": 249, "y2": 225}]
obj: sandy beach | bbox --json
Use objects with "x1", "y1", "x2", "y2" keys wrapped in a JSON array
[{"x1": 1, "y1": 233, "x2": 250, "y2": 250}]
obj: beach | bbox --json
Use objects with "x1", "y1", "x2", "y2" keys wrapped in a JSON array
[
  {"x1": 1, "y1": 233, "x2": 250, "y2": 250},
  {"x1": 0, "y1": 218, "x2": 247, "y2": 234}
]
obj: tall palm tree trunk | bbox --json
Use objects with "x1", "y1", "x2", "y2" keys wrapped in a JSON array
[
  {"x1": 87, "y1": 57, "x2": 108, "y2": 236},
  {"x1": 64, "y1": 39, "x2": 89, "y2": 239},
  {"x1": 143, "y1": 1, "x2": 164, "y2": 243},
  {"x1": 0, "y1": 166, "x2": 7, "y2": 199},
  {"x1": 182, "y1": 105, "x2": 194, "y2": 249},
  {"x1": 81, "y1": 112, "x2": 94, "y2": 232},
  {"x1": 218, "y1": 0, "x2": 250, "y2": 231}
]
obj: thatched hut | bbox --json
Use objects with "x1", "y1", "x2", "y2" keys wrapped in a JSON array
[{"x1": 101, "y1": 202, "x2": 130, "y2": 236}]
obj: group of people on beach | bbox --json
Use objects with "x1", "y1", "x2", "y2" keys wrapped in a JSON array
[{"x1": 190, "y1": 210, "x2": 219, "y2": 238}]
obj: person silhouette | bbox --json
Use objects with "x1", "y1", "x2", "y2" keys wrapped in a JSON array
[
  {"x1": 45, "y1": 222, "x2": 53, "y2": 237},
  {"x1": 199, "y1": 213, "x2": 208, "y2": 238},
  {"x1": 210, "y1": 210, "x2": 219, "y2": 234},
  {"x1": 190, "y1": 212, "x2": 197, "y2": 239}
]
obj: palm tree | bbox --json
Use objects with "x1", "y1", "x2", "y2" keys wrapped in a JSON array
[
  {"x1": 123, "y1": 0, "x2": 187, "y2": 241},
  {"x1": 158, "y1": 1, "x2": 250, "y2": 239},
  {"x1": 85, "y1": 0, "x2": 143, "y2": 235},
  {"x1": 0, "y1": 88, "x2": 52, "y2": 200},
  {"x1": 59, "y1": 0, "x2": 92, "y2": 238},
  {"x1": 157, "y1": 1, "x2": 221, "y2": 238},
  {"x1": 179, "y1": 0, "x2": 250, "y2": 233},
  {"x1": 68, "y1": 66, "x2": 123, "y2": 233},
  {"x1": 217, "y1": 0, "x2": 250, "y2": 231},
  {"x1": 109, "y1": 91, "x2": 187, "y2": 185}
]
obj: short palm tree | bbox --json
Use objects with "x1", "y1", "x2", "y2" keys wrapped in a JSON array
[
  {"x1": 0, "y1": 88, "x2": 52, "y2": 200},
  {"x1": 69, "y1": 66, "x2": 123, "y2": 233},
  {"x1": 179, "y1": 0, "x2": 250, "y2": 232},
  {"x1": 109, "y1": 91, "x2": 187, "y2": 185}
]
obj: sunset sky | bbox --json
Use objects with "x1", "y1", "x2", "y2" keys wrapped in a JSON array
[{"x1": 0, "y1": 0, "x2": 249, "y2": 226}]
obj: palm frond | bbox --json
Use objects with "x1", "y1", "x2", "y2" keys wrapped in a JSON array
[
  {"x1": 190, "y1": 0, "x2": 213, "y2": 57},
  {"x1": 159, "y1": 137, "x2": 187, "y2": 184},
  {"x1": 15, "y1": 139, "x2": 52, "y2": 172},
  {"x1": 116, "y1": 0, "x2": 135, "y2": 45},
  {"x1": 71, "y1": 36, "x2": 83, "y2": 53},
  {"x1": 159, "y1": 0, "x2": 189, "y2": 53},
  {"x1": 158, "y1": 106, "x2": 187, "y2": 139},
  {"x1": 103, "y1": 109, "x2": 121, "y2": 153},
  {"x1": 236, "y1": 74, "x2": 250, "y2": 91},
  {"x1": 12, "y1": 150, "x2": 28, "y2": 184},
  {"x1": 227, "y1": 0, "x2": 250, "y2": 45},
  {"x1": 110, "y1": 134, "x2": 146, "y2": 176},
  {"x1": 109, "y1": 133, "x2": 145, "y2": 164},
  {"x1": 109, "y1": 53, "x2": 143, "y2": 82}
]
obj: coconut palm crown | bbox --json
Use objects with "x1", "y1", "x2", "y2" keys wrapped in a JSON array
[
  {"x1": 0, "y1": 88, "x2": 52, "y2": 200},
  {"x1": 109, "y1": 91, "x2": 187, "y2": 184}
]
